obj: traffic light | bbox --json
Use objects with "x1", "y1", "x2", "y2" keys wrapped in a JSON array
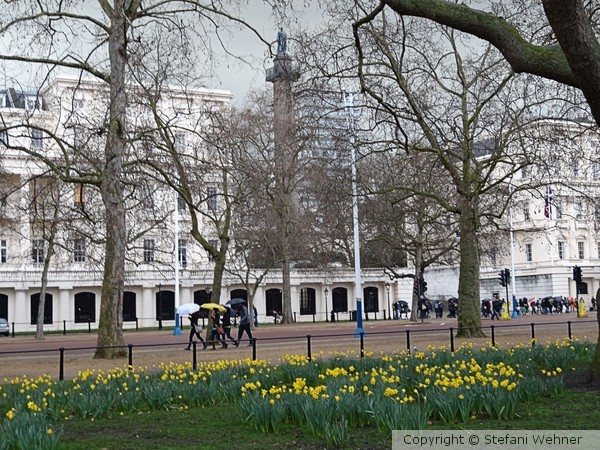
[
  {"x1": 419, "y1": 278, "x2": 428, "y2": 293},
  {"x1": 498, "y1": 270, "x2": 506, "y2": 287},
  {"x1": 504, "y1": 268, "x2": 511, "y2": 285},
  {"x1": 573, "y1": 266, "x2": 583, "y2": 283}
]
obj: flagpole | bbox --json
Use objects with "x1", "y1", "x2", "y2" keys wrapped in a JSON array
[
  {"x1": 173, "y1": 191, "x2": 182, "y2": 336},
  {"x1": 509, "y1": 184, "x2": 518, "y2": 318},
  {"x1": 545, "y1": 184, "x2": 555, "y2": 265},
  {"x1": 343, "y1": 90, "x2": 364, "y2": 338}
]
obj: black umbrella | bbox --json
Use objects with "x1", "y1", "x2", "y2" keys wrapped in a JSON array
[{"x1": 227, "y1": 298, "x2": 246, "y2": 306}]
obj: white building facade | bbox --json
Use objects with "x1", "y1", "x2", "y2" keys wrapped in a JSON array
[
  {"x1": 480, "y1": 120, "x2": 600, "y2": 308},
  {"x1": 7, "y1": 80, "x2": 596, "y2": 334}
]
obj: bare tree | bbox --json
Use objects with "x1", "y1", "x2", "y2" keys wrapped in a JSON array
[
  {"x1": 0, "y1": 0, "x2": 269, "y2": 358},
  {"x1": 362, "y1": 150, "x2": 461, "y2": 321},
  {"x1": 366, "y1": 0, "x2": 600, "y2": 378}
]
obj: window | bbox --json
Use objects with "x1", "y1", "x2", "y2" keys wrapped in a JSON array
[
  {"x1": 179, "y1": 239, "x2": 187, "y2": 268},
  {"x1": 572, "y1": 159, "x2": 580, "y2": 177},
  {"x1": 525, "y1": 243, "x2": 532, "y2": 262},
  {"x1": 30, "y1": 293, "x2": 53, "y2": 325},
  {"x1": 208, "y1": 239, "x2": 218, "y2": 261},
  {"x1": 265, "y1": 289, "x2": 283, "y2": 316},
  {"x1": 73, "y1": 184, "x2": 84, "y2": 209},
  {"x1": 32, "y1": 239, "x2": 45, "y2": 264},
  {"x1": 364, "y1": 287, "x2": 379, "y2": 313},
  {"x1": 521, "y1": 166, "x2": 528, "y2": 179},
  {"x1": 74, "y1": 292, "x2": 96, "y2": 323},
  {"x1": 73, "y1": 126, "x2": 86, "y2": 148},
  {"x1": 177, "y1": 194, "x2": 186, "y2": 211},
  {"x1": 558, "y1": 241, "x2": 565, "y2": 260},
  {"x1": 143, "y1": 239, "x2": 155, "y2": 263},
  {"x1": 332, "y1": 287, "x2": 348, "y2": 313},
  {"x1": 578, "y1": 241, "x2": 585, "y2": 259},
  {"x1": 597, "y1": 242, "x2": 600, "y2": 259},
  {"x1": 299, "y1": 288, "x2": 316, "y2": 315},
  {"x1": 174, "y1": 132, "x2": 186, "y2": 150},
  {"x1": 575, "y1": 201, "x2": 583, "y2": 220},
  {"x1": 31, "y1": 129, "x2": 43, "y2": 148},
  {"x1": 0, "y1": 129, "x2": 7, "y2": 145},
  {"x1": 0, "y1": 239, "x2": 6, "y2": 263},
  {"x1": 123, "y1": 291, "x2": 137, "y2": 322},
  {"x1": 73, "y1": 98, "x2": 85, "y2": 110},
  {"x1": 523, "y1": 203, "x2": 530, "y2": 221},
  {"x1": 593, "y1": 161, "x2": 600, "y2": 179},
  {"x1": 25, "y1": 95, "x2": 40, "y2": 111},
  {"x1": 73, "y1": 238, "x2": 86, "y2": 262},
  {"x1": 141, "y1": 183, "x2": 155, "y2": 210},
  {"x1": 207, "y1": 187, "x2": 217, "y2": 211},
  {"x1": 555, "y1": 200, "x2": 563, "y2": 219}
]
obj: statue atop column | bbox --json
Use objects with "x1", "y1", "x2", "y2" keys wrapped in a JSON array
[
  {"x1": 277, "y1": 28, "x2": 287, "y2": 54},
  {"x1": 266, "y1": 28, "x2": 299, "y2": 82}
]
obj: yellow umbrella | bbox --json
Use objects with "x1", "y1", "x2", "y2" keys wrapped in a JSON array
[{"x1": 200, "y1": 303, "x2": 226, "y2": 313}]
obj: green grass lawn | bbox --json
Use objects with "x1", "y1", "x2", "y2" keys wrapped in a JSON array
[{"x1": 57, "y1": 388, "x2": 600, "y2": 450}]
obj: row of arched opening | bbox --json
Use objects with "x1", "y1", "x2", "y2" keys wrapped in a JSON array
[{"x1": 0, "y1": 286, "x2": 383, "y2": 323}]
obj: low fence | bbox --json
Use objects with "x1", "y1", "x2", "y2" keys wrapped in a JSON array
[
  {"x1": 3, "y1": 309, "x2": 390, "y2": 337},
  {"x1": 1, "y1": 319, "x2": 596, "y2": 381}
]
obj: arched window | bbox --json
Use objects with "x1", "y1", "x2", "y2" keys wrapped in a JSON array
[
  {"x1": 0, "y1": 293, "x2": 8, "y2": 320},
  {"x1": 332, "y1": 287, "x2": 348, "y2": 313},
  {"x1": 300, "y1": 288, "x2": 316, "y2": 315},
  {"x1": 230, "y1": 289, "x2": 248, "y2": 301},
  {"x1": 364, "y1": 287, "x2": 379, "y2": 313},
  {"x1": 74, "y1": 292, "x2": 95, "y2": 323},
  {"x1": 265, "y1": 289, "x2": 282, "y2": 316},
  {"x1": 30, "y1": 293, "x2": 53, "y2": 324},
  {"x1": 123, "y1": 291, "x2": 136, "y2": 322},
  {"x1": 155, "y1": 289, "x2": 174, "y2": 320}
]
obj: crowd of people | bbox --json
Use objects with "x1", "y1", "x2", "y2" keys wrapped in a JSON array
[
  {"x1": 481, "y1": 295, "x2": 595, "y2": 318},
  {"x1": 185, "y1": 304, "x2": 257, "y2": 351},
  {"x1": 392, "y1": 297, "x2": 459, "y2": 320},
  {"x1": 390, "y1": 293, "x2": 595, "y2": 322}
]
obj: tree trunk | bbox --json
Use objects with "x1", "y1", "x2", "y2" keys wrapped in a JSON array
[
  {"x1": 410, "y1": 244, "x2": 423, "y2": 323},
  {"x1": 590, "y1": 288, "x2": 600, "y2": 380},
  {"x1": 95, "y1": 2, "x2": 129, "y2": 359},
  {"x1": 36, "y1": 200, "x2": 59, "y2": 340},
  {"x1": 456, "y1": 195, "x2": 485, "y2": 338}
]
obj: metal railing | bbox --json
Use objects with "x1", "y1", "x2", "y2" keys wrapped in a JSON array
[{"x1": 0, "y1": 319, "x2": 595, "y2": 381}]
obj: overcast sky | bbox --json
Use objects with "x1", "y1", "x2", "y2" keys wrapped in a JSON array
[{"x1": 213, "y1": 2, "x2": 324, "y2": 104}]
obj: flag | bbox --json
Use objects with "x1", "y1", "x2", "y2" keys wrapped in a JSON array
[{"x1": 544, "y1": 185, "x2": 553, "y2": 219}]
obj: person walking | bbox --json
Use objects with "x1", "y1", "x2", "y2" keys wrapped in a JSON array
[
  {"x1": 185, "y1": 311, "x2": 207, "y2": 351},
  {"x1": 210, "y1": 307, "x2": 227, "y2": 349},
  {"x1": 253, "y1": 305, "x2": 259, "y2": 327},
  {"x1": 222, "y1": 306, "x2": 239, "y2": 347},
  {"x1": 490, "y1": 298, "x2": 501, "y2": 320},
  {"x1": 236, "y1": 304, "x2": 254, "y2": 346}
]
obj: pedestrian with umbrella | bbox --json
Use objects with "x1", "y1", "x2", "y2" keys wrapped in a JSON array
[
  {"x1": 204, "y1": 305, "x2": 227, "y2": 350},
  {"x1": 184, "y1": 310, "x2": 207, "y2": 351},
  {"x1": 222, "y1": 305, "x2": 239, "y2": 347}
]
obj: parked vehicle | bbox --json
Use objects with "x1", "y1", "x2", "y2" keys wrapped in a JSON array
[{"x1": 0, "y1": 318, "x2": 9, "y2": 337}]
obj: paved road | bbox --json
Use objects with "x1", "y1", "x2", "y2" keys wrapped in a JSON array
[{"x1": 1, "y1": 312, "x2": 597, "y2": 381}]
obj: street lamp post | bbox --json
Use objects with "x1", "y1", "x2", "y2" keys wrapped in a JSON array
[
  {"x1": 385, "y1": 282, "x2": 391, "y2": 320},
  {"x1": 324, "y1": 287, "x2": 329, "y2": 322},
  {"x1": 157, "y1": 283, "x2": 163, "y2": 330}
]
